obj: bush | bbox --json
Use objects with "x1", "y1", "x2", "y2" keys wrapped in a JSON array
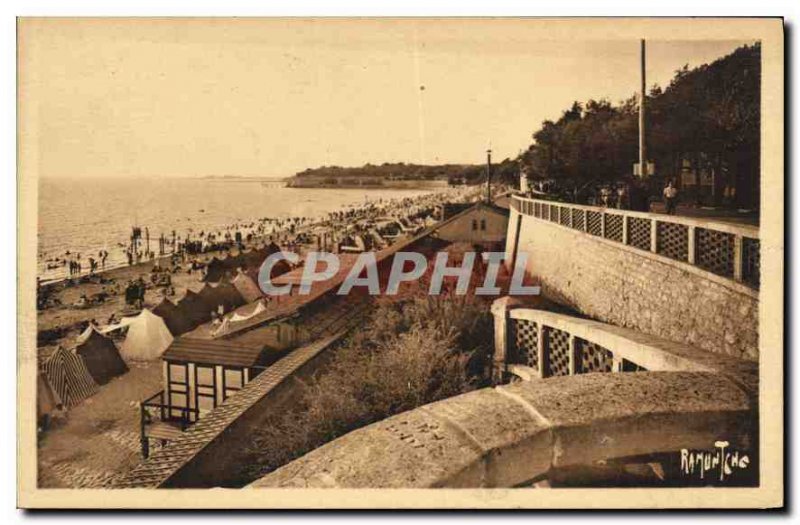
[{"x1": 238, "y1": 293, "x2": 493, "y2": 484}]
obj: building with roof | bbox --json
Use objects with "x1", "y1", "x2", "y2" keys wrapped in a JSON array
[
  {"x1": 139, "y1": 337, "x2": 284, "y2": 457},
  {"x1": 430, "y1": 201, "x2": 509, "y2": 248}
]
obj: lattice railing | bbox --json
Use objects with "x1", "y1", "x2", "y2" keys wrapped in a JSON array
[
  {"x1": 626, "y1": 216, "x2": 652, "y2": 251},
  {"x1": 571, "y1": 209, "x2": 585, "y2": 232},
  {"x1": 511, "y1": 318, "x2": 539, "y2": 370},
  {"x1": 500, "y1": 309, "x2": 649, "y2": 381},
  {"x1": 544, "y1": 327, "x2": 571, "y2": 377},
  {"x1": 742, "y1": 237, "x2": 761, "y2": 289},
  {"x1": 558, "y1": 206, "x2": 571, "y2": 227},
  {"x1": 657, "y1": 221, "x2": 689, "y2": 262},
  {"x1": 548, "y1": 204, "x2": 559, "y2": 224},
  {"x1": 695, "y1": 228, "x2": 735, "y2": 278},
  {"x1": 577, "y1": 339, "x2": 614, "y2": 373},
  {"x1": 604, "y1": 214, "x2": 624, "y2": 242},
  {"x1": 587, "y1": 211, "x2": 603, "y2": 237},
  {"x1": 511, "y1": 195, "x2": 760, "y2": 290}
]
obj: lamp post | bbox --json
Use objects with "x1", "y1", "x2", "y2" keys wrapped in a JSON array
[
  {"x1": 639, "y1": 38, "x2": 647, "y2": 178},
  {"x1": 486, "y1": 145, "x2": 493, "y2": 203}
]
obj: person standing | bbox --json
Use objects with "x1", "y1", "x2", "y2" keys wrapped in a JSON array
[
  {"x1": 599, "y1": 186, "x2": 611, "y2": 207},
  {"x1": 616, "y1": 183, "x2": 630, "y2": 210},
  {"x1": 663, "y1": 181, "x2": 679, "y2": 215},
  {"x1": 628, "y1": 180, "x2": 648, "y2": 212}
]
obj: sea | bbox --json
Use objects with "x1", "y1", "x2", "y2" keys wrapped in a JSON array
[{"x1": 38, "y1": 177, "x2": 441, "y2": 281}]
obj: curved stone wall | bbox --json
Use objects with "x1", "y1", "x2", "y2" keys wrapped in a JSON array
[{"x1": 250, "y1": 372, "x2": 754, "y2": 489}]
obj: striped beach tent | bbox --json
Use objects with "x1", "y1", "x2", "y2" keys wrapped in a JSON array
[
  {"x1": 42, "y1": 346, "x2": 98, "y2": 408},
  {"x1": 37, "y1": 371, "x2": 62, "y2": 422}
]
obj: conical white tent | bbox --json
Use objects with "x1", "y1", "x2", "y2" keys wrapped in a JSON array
[{"x1": 119, "y1": 309, "x2": 174, "y2": 361}]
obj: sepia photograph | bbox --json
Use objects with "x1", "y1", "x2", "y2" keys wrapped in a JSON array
[{"x1": 16, "y1": 16, "x2": 784, "y2": 509}]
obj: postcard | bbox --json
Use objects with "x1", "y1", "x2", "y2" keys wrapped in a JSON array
[{"x1": 17, "y1": 17, "x2": 783, "y2": 509}]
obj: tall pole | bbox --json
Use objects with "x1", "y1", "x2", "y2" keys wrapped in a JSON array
[
  {"x1": 486, "y1": 146, "x2": 493, "y2": 203},
  {"x1": 639, "y1": 39, "x2": 647, "y2": 178}
]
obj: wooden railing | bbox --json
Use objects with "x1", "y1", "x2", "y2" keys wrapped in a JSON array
[
  {"x1": 510, "y1": 195, "x2": 760, "y2": 289},
  {"x1": 139, "y1": 390, "x2": 199, "y2": 458}
]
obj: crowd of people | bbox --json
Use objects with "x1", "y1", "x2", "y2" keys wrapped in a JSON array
[
  {"x1": 526, "y1": 178, "x2": 680, "y2": 214},
  {"x1": 38, "y1": 187, "x2": 478, "y2": 289},
  {"x1": 45, "y1": 249, "x2": 111, "y2": 276}
]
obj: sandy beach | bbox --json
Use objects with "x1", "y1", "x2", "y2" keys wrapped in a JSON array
[{"x1": 35, "y1": 188, "x2": 478, "y2": 487}]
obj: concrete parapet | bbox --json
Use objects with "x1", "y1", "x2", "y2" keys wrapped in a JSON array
[{"x1": 250, "y1": 372, "x2": 754, "y2": 488}]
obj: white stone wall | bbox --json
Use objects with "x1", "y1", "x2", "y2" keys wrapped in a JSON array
[{"x1": 506, "y1": 209, "x2": 759, "y2": 360}]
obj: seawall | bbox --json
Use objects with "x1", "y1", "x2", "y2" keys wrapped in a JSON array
[{"x1": 505, "y1": 202, "x2": 759, "y2": 360}]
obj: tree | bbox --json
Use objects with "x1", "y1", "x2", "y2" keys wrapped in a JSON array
[{"x1": 519, "y1": 43, "x2": 761, "y2": 208}]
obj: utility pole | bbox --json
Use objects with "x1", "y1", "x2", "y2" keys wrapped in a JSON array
[
  {"x1": 486, "y1": 144, "x2": 492, "y2": 203},
  {"x1": 639, "y1": 38, "x2": 647, "y2": 178}
]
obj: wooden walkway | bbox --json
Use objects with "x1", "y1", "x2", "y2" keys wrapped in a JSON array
[{"x1": 145, "y1": 421, "x2": 185, "y2": 442}]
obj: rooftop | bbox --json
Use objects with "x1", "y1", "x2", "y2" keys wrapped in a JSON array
[{"x1": 162, "y1": 338, "x2": 274, "y2": 368}]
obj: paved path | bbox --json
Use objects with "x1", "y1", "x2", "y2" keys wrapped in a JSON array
[{"x1": 645, "y1": 203, "x2": 758, "y2": 226}]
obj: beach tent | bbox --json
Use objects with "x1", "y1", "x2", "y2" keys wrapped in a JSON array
[
  {"x1": 370, "y1": 230, "x2": 386, "y2": 248},
  {"x1": 119, "y1": 309, "x2": 174, "y2": 361},
  {"x1": 255, "y1": 244, "x2": 279, "y2": 264},
  {"x1": 203, "y1": 257, "x2": 227, "y2": 283},
  {"x1": 37, "y1": 371, "x2": 62, "y2": 423},
  {"x1": 210, "y1": 281, "x2": 246, "y2": 313},
  {"x1": 232, "y1": 271, "x2": 263, "y2": 303},
  {"x1": 75, "y1": 325, "x2": 128, "y2": 384},
  {"x1": 151, "y1": 297, "x2": 193, "y2": 336},
  {"x1": 229, "y1": 301, "x2": 267, "y2": 323},
  {"x1": 222, "y1": 253, "x2": 246, "y2": 273},
  {"x1": 151, "y1": 296, "x2": 177, "y2": 319},
  {"x1": 340, "y1": 235, "x2": 367, "y2": 253},
  {"x1": 194, "y1": 281, "x2": 244, "y2": 315},
  {"x1": 244, "y1": 265, "x2": 261, "y2": 283},
  {"x1": 267, "y1": 257, "x2": 292, "y2": 280},
  {"x1": 196, "y1": 283, "x2": 223, "y2": 316},
  {"x1": 242, "y1": 247, "x2": 268, "y2": 269},
  {"x1": 175, "y1": 289, "x2": 212, "y2": 326},
  {"x1": 42, "y1": 346, "x2": 98, "y2": 408}
]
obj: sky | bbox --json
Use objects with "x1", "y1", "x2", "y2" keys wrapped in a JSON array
[{"x1": 19, "y1": 19, "x2": 754, "y2": 179}]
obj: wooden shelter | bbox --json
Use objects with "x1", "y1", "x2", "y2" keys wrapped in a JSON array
[{"x1": 138, "y1": 337, "x2": 285, "y2": 456}]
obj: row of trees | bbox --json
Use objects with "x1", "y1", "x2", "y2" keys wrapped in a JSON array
[
  {"x1": 291, "y1": 44, "x2": 760, "y2": 207},
  {"x1": 519, "y1": 43, "x2": 761, "y2": 208}
]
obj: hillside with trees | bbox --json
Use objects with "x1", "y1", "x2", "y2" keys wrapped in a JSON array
[{"x1": 288, "y1": 162, "x2": 479, "y2": 187}]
